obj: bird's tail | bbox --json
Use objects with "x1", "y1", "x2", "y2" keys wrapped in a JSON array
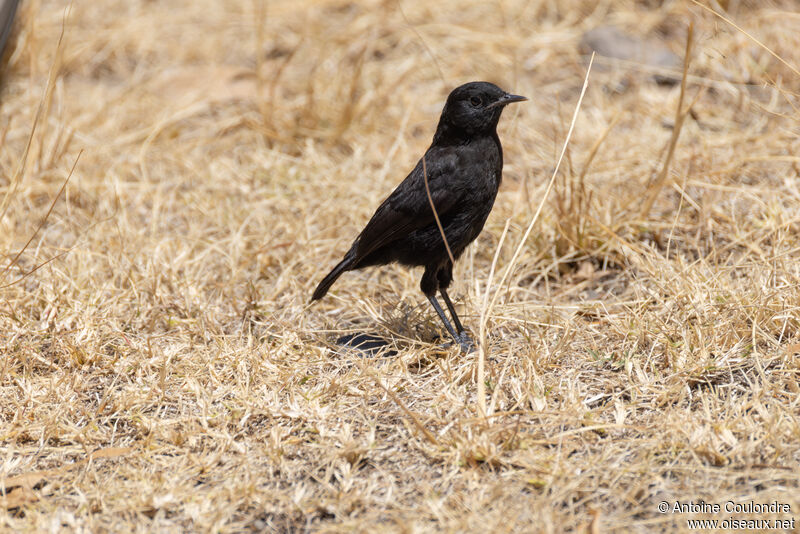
[{"x1": 311, "y1": 255, "x2": 352, "y2": 301}]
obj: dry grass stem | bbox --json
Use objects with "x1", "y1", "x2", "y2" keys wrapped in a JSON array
[
  {"x1": 1, "y1": 1, "x2": 799, "y2": 531},
  {"x1": 639, "y1": 23, "x2": 693, "y2": 220},
  {"x1": 421, "y1": 154, "x2": 454, "y2": 265}
]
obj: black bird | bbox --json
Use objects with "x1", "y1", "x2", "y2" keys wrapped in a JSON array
[{"x1": 312, "y1": 81, "x2": 526, "y2": 351}]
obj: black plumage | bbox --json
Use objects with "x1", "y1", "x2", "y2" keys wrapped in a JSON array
[{"x1": 312, "y1": 81, "x2": 526, "y2": 351}]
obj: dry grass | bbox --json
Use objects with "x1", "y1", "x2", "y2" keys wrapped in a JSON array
[{"x1": 2, "y1": 0, "x2": 800, "y2": 531}]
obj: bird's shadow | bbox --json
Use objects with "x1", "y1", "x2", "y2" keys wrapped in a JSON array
[
  {"x1": 331, "y1": 299, "x2": 446, "y2": 358},
  {"x1": 335, "y1": 332, "x2": 397, "y2": 357}
]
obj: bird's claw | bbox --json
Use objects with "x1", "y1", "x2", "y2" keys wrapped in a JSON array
[
  {"x1": 442, "y1": 331, "x2": 475, "y2": 353},
  {"x1": 457, "y1": 332, "x2": 476, "y2": 353}
]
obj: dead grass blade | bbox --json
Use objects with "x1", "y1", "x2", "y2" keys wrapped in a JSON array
[
  {"x1": 1, "y1": 446, "x2": 134, "y2": 499},
  {"x1": 396, "y1": 0, "x2": 447, "y2": 86},
  {"x1": 475, "y1": 54, "x2": 595, "y2": 419},
  {"x1": 422, "y1": 154, "x2": 455, "y2": 264},
  {"x1": 638, "y1": 24, "x2": 693, "y2": 220},
  {"x1": 1, "y1": 150, "x2": 81, "y2": 285},
  {"x1": 361, "y1": 364, "x2": 440, "y2": 446},
  {"x1": 690, "y1": 0, "x2": 800, "y2": 79},
  {"x1": 0, "y1": 7, "x2": 67, "y2": 222},
  {"x1": 4, "y1": 1, "x2": 800, "y2": 530},
  {"x1": 0, "y1": 487, "x2": 38, "y2": 510}
]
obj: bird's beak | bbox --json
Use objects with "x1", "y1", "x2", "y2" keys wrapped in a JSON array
[{"x1": 487, "y1": 93, "x2": 528, "y2": 109}]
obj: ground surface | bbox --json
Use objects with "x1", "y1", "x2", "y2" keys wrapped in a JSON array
[{"x1": 1, "y1": 0, "x2": 799, "y2": 532}]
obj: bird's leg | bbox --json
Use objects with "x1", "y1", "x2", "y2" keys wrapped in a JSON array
[
  {"x1": 428, "y1": 294, "x2": 474, "y2": 353},
  {"x1": 439, "y1": 288, "x2": 464, "y2": 334},
  {"x1": 439, "y1": 289, "x2": 474, "y2": 352},
  {"x1": 426, "y1": 295, "x2": 461, "y2": 344},
  {"x1": 424, "y1": 266, "x2": 472, "y2": 352}
]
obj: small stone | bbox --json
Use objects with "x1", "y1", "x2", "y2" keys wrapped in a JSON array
[{"x1": 580, "y1": 25, "x2": 681, "y2": 85}]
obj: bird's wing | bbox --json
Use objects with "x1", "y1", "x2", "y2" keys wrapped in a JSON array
[{"x1": 353, "y1": 147, "x2": 461, "y2": 260}]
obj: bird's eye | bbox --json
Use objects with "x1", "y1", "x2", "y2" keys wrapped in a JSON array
[{"x1": 470, "y1": 96, "x2": 482, "y2": 107}]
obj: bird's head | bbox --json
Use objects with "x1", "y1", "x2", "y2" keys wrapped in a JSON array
[{"x1": 436, "y1": 81, "x2": 527, "y2": 140}]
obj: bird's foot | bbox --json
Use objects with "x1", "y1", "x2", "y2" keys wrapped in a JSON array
[
  {"x1": 457, "y1": 332, "x2": 476, "y2": 353},
  {"x1": 441, "y1": 331, "x2": 475, "y2": 353}
]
